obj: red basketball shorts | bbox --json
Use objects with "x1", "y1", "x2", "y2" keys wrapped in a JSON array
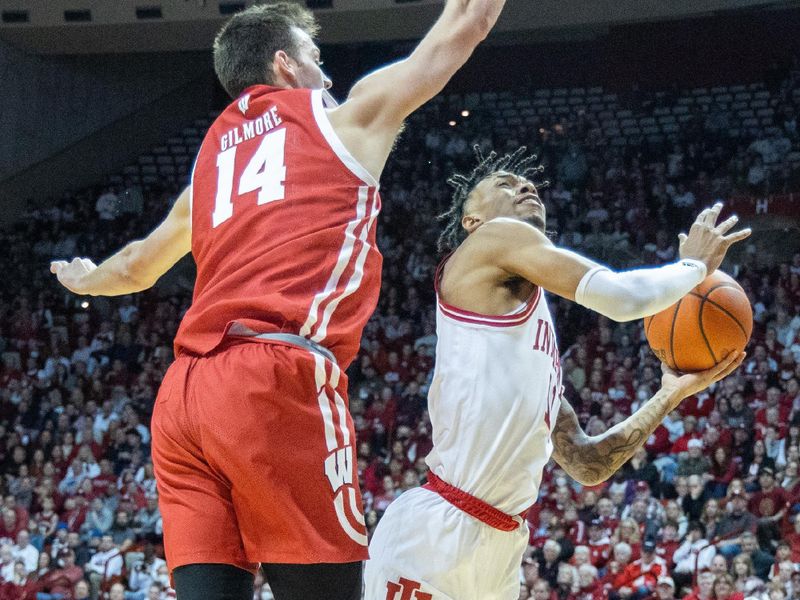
[{"x1": 150, "y1": 338, "x2": 369, "y2": 574}]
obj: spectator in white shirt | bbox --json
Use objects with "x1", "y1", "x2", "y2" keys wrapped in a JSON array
[
  {"x1": 12, "y1": 530, "x2": 39, "y2": 574},
  {"x1": 93, "y1": 401, "x2": 119, "y2": 443},
  {"x1": 672, "y1": 521, "x2": 716, "y2": 576},
  {"x1": 0, "y1": 543, "x2": 15, "y2": 581},
  {"x1": 85, "y1": 535, "x2": 123, "y2": 598}
]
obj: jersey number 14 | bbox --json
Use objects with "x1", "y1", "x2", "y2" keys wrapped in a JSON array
[{"x1": 212, "y1": 128, "x2": 287, "y2": 228}]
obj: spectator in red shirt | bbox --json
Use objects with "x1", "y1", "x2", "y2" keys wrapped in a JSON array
[
  {"x1": 684, "y1": 571, "x2": 716, "y2": 600},
  {"x1": 587, "y1": 519, "x2": 611, "y2": 569},
  {"x1": 565, "y1": 505, "x2": 587, "y2": 545},
  {"x1": 602, "y1": 542, "x2": 634, "y2": 594},
  {"x1": 37, "y1": 549, "x2": 84, "y2": 598},
  {"x1": 658, "y1": 521, "x2": 681, "y2": 568},
  {"x1": 645, "y1": 425, "x2": 671, "y2": 457},
  {"x1": 1, "y1": 497, "x2": 28, "y2": 531},
  {"x1": 755, "y1": 387, "x2": 791, "y2": 427},
  {"x1": 712, "y1": 573, "x2": 745, "y2": 600},
  {"x1": 706, "y1": 447, "x2": 739, "y2": 498},
  {"x1": 786, "y1": 516, "x2": 800, "y2": 562},
  {"x1": 749, "y1": 466, "x2": 789, "y2": 545},
  {"x1": 617, "y1": 539, "x2": 666, "y2": 600},
  {"x1": 671, "y1": 415, "x2": 701, "y2": 455},
  {"x1": 575, "y1": 564, "x2": 603, "y2": 600},
  {"x1": 680, "y1": 391, "x2": 716, "y2": 420}
]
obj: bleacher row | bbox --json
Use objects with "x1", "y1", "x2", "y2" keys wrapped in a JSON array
[{"x1": 110, "y1": 80, "x2": 798, "y2": 188}]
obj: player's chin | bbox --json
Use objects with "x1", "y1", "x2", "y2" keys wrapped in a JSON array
[{"x1": 520, "y1": 212, "x2": 546, "y2": 233}]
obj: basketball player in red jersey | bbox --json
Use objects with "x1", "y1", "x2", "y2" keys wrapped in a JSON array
[{"x1": 50, "y1": 2, "x2": 508, "y2": 598}]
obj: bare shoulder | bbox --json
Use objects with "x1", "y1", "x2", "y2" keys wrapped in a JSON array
[
  {"x1": 323, "y1": 101, "x2": 393, "y2": 183},
  {"x1": 441, "y1": 218, "x2": 548, "y2": 298},
  {"x1": 465, "y1": 218, "x2": 551, "y2": 258}
]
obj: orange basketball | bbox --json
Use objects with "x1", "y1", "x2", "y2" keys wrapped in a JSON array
[{"x1": 644, "y1": 270, "x2": 753, "y2": 373}]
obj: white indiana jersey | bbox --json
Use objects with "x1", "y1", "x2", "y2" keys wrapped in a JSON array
[{"x1": 425, "y1": 264, "x2": 563, "y2": 515}]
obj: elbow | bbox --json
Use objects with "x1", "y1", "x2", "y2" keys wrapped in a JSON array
[
  {"x1": 574, "y1": 474, "x2": 606, "y2": 487},
  {"x1": 120, "y1": 243, "x2": 155, "y2": 292}
]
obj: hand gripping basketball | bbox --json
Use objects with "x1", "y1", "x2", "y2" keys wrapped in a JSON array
[
  {"x1": 678, "y1": 202, "x2": 751, "y2": 275},
  {"x1": 661, "y1": 351, "x2": 745, "y2": 409}
]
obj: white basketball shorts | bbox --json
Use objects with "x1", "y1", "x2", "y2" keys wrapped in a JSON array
[{"x1": 364, "y1": 486, "x2": 529, "y2": 600}]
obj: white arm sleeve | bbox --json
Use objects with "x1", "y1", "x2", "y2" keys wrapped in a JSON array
[{"x1": 574, "y1": 259, "x2": 707, "y2": 322}]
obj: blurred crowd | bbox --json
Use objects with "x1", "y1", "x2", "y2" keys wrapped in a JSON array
[{"x1": 0, "y1": 60, "x2": 800, "y2": 600}]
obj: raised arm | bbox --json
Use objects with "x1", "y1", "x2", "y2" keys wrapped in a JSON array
[
  {"x1": 50, "y1": 187, "x2": 191, "y2": 297},
  {"x1": 551, "y1": 352, "x2": 745, "y2": 486},
  {"x1": 475, "y1": 203, "x2": 750, "y2": 322},
  {"x1": 329, "y1": 0, "x2": 505, "y2": 177}
]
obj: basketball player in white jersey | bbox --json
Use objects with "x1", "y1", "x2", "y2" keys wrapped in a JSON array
[{"x1": 364, "y1": 148, "x2": 749, "y2": 600}]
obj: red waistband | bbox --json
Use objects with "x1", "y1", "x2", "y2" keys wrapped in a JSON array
[{"x1": 422, "y1": 471, "x2": 527, "y2": 532}]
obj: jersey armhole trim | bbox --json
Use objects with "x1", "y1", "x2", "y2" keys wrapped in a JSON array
[
  {"x1": 310, "y1": 89, "x2": 380, "y2": 188},
  {"x1": 436, "y1": 287, "x2": 541, "y2": 328},
  {"x1": 434, "y1": 255, "x2": 542, "y2": 327}
]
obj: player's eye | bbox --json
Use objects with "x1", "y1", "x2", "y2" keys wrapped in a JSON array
[{"x1": 497, "y1": 182, "x2": 511, "y2": 188}]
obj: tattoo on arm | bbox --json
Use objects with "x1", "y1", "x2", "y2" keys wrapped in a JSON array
[{"x1": 551, "y1": 388, "x2": 676, "y2": 486}]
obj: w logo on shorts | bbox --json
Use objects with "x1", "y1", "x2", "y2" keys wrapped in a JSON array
[
  {"x1": 386, "y1": 577, "x2": 433, "y2": 600},
  {"x1": 314, "y1": 355, "x2": 368, "y2": 547}
]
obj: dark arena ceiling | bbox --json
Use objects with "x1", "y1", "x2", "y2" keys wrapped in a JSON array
[{"x1": 0, "y1": 0, "x2": 792, "y2": 55}]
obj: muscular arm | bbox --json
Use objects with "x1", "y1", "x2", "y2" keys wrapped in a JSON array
[
  {"x1": 329, "y1": 0, "x2": 505, "y2": 178},
  {"x1": 551, "y1": 393, "x2": 676, "y2": 486},
  {"x1": 551, "y1": 352, "x2": 745, "y2": 486},
  {"x1": 466, "y1": 209, "x2": 747, "y2": 322},
  {"x1": 50, "y1": 187, "x2": 191, "y2": 297}
]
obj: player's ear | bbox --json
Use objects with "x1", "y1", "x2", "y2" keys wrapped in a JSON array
[
  {"x1": 272, "y1": 50, "x2": 298, "y2": 87},
  {"x1": 462, "y1": 214, "x2": 483, "y2": 234}
]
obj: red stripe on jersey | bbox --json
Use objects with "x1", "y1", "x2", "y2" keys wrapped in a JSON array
[
  {"x1": 300, "y1": 186, "x2": 376, "y2": 343},
  {"x1": 307, "y1": 187, "x2": 379, "y2": 344}
]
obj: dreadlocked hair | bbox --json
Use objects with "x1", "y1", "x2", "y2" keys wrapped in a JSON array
[{"x1": 437, "y1": 145, "x2": 548, "y2": 254}]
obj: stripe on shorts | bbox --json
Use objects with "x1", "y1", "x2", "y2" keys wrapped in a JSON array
[{"x1": 313, "y1": 354, "x2": 337, "y2": 452}]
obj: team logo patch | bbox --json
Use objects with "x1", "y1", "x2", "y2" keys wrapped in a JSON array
[
  {"x1": 385, "y1": 577, "x2": 433, "y2": 600},
  {"x1": 238, "y1": 93, "x2": 250, "y2": 114}
]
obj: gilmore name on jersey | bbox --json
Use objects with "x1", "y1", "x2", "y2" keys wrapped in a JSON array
[{"x1": 175, "y1": 85, "x2": 383, "y2": 368}]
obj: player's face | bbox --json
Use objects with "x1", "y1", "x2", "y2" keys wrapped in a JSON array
[
  {"x1": 470, "y1": 172, "x2": 546, "y2": 232},
  {"x1": 286, "y1": 28, "x2": 331, "y2": 91}
]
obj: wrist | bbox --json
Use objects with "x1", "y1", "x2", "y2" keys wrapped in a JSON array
[
  {"x1": 658, "y1": 384, "x2": 684, "y2": 411},
  {"x1": 676, "y1": 258, "x2": 708, "y2": 278}
]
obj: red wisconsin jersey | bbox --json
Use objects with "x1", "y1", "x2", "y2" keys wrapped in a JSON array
[{"x1": 175, "y1": 86, "x2": 383, "y2": 367}]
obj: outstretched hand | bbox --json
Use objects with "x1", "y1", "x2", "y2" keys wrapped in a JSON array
[
  {"x1": 678, "y1": 202, "x2": 751, "y2": 275},
  {"x1": 50, "y1": 257, "x2": 97, "y2": 295},
  {"x1": 661, "y1": 351, "x2": 745, "y2": 409}
]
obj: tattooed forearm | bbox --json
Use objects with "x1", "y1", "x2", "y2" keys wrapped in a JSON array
[{"x1": 551, "y1": 387, "x2": 679, "y2": 486}]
